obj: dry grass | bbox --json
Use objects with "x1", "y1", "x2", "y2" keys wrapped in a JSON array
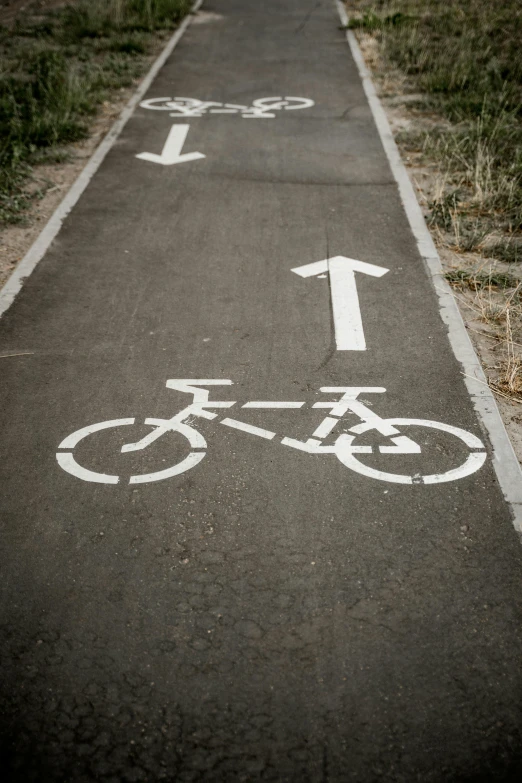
[
  {"x1": 445, "y1": 268, "x2": 522, "y2": 401},
  {"x1": 345, "y1": 0, "x2": 522, "y2": 402}
]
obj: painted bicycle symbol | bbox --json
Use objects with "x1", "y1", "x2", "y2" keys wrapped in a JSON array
[
  {"x1": 139, "y1": 96, "x2": 314, "y2": 118},
  {"x1": 56, "y1": 380, "x2": 487, "y2": 486}
]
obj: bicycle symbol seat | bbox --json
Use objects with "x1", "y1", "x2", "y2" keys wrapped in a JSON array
[{"x1": 56, "y1": 380, "x2": 487, "y2": 486}]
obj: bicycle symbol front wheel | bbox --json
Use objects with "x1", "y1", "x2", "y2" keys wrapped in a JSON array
[
  {"x1": 56, "y1": 418, "x2": 206, "y2": 485},
  {"x1": 251, "y1": 96, "x2": 314, "y2": 111},
  {"x1": 335, "y1": 418, "x2": 487, "y2": 485}
]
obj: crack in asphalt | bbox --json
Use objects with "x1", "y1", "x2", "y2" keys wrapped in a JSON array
[{"x1": 294, "y1": 0, "x2": 323, "y2": 34}]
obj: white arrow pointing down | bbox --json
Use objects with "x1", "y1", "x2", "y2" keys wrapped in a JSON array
[
  {"x1": 292, "y1": 256, "x2": 389, "y2": 351},
  {"x1": 136, "y1": 124, "x2": 205, "y2": 166}
]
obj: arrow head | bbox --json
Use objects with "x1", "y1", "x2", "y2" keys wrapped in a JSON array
[
  {"x1": 291, "y1": 256, "x2": 389, "y2": 278},
  {"x1": 136, "y1": 151, "x2": 205, "y2": 166}
]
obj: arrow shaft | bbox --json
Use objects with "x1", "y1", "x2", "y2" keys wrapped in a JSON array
[
  {"x1": 164, "y1": 123, "x2": 190, "y2": 158},
  {"x1": 329, "y1": 258, "x2": 365, "y2": 350},
  {"x1": 291, "y1": 256, "x2": 388, "y2": 351}
]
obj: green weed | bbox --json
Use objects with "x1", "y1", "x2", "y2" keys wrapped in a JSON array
[
  {"x1": 348, "y1": 0, "x2": 522, "y2": 398},
  {"x1": 445, "y1": 269, "x2": 521, "y2": 291},
  {"x1": 487, "y1": 241, "x2": 522, "y2": 265},
  {"x1": 0, "y1": 0, "x2": 190, "y2": 226},
  {"x1": 346, "y1": 10, "x2": 413, "y2": 30}
]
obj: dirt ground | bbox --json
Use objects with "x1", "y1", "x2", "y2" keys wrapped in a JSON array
[{"x1": 0, "y1": 0, "x2": 68, "y2": 25}]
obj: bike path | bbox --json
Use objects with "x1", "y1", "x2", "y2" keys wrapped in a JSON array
[{"x1": 1, "y1": 0, "x2": 522, "y2": 780}]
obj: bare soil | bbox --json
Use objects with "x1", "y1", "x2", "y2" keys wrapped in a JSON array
[{"x1": 0, "y1": 0, "x2": 68, "y2": 26}]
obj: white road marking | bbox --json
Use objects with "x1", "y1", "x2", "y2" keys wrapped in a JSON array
[
  {"x1": 140, "y1": 97, "x2": 181, "y2": 110},
  {"x1": 422, "y1": 454, "x2": 488, "y2": 484},
  {"x1": 313, "y1": 388, "x2": 387, "y2": 419},
  {"x1": 329, "y1": 256, "x2": 388, "y2": 350},
  {"x1": 379, "y1": 435, "x2": 421, "y2": 454},
  {"x1": 319, "y1": 386, "x2": 387, "y2": 396},
  {"x1": 312, "y1": 416, "x2": 339, "y2": 439},
  {"x1": 166, "y1": 379, "x2": 233, "y2": 395},
  {"x1": 220, "y1": 418, "x2": 276, "y2": 439},
  {"x1": 242, "y1": 401, "x2": 305, "y2": 408},
  {"x1": 117, "y1": 379, "x2": 235, "y2": 453},
  {"x1": 139, "y1": 96, "x2": 314, "y2": 119},
  {"x1": 335, "y1": 418, "x2": 486, "y2": 484},
  {"x1": 336, "y1": 434, "x2": 487, "y2": 485},
  {"x1": 56, "y1": 452, "x2": 120, "y2": 484},
  {"x1": 57, "y1": 418, "x2": 136, "y2": 449},
  {"x1": 55, "y1": 387, "x2": 488, "y2": 486},
  {"x1": 291, "y1": 256, "x2": 388, "y2": 351},
  {"x1": 251, "y1": 97, "x2": 315, "y2": 111},
  {"x1": 348, "y1": 417, "x2": 486, "y2": 450},
  {"x1": 57, "y1": 417, "x2": 136, "y2": 484},
  {"x1": 136, "y1": 124, "x2": 205, "y2": 166},
  {"x1": 281, "y1": 436, "x2": 366, "y2": 454},
  {"x1": 291, "y1": 259, "x2": 329, "y2": 277},
  {"x1": 281, "y1": 437, "x2": 322, "y2": 453},
  {"x1": 122, "y1": 418, "x2": 208, "y2": 453},
  {"x1": 129, "y1": 451, "x2": 206, "y2": 484}
]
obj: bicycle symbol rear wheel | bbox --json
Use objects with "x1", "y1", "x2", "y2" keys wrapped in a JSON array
[
  {"x1": 335, "y1": 418, "x2": 487, "y2": 485},
  {"x1": 56, "y1": 418, "x2": 206, "y2": 485}
]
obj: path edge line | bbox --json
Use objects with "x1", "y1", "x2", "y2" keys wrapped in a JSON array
[
  {"x1": 0, "y1": 0, "x2": 203, "y2": 320},
  {"x1": 335, "y1": 0, "x2": 522, "y2": 532}
]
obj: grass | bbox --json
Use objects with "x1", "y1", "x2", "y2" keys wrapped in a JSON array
[
  {"x1": 345, "y1": 0, "x2": 522, "y2": 400},
  {"x1": 0, "y1": 0, "x2": 191, "y2": 225},
  {"x1": 445, "y1": 269, "x2": 521, "y2": 292},
  {"x1": 345, "y1": 0, "x2": 522, "y2": 237},
  {"x1": 446, "y1": 266, "x2": 522, "y2": 398}
]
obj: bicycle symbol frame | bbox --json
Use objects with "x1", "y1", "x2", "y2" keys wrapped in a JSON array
[
  {"x1": 139, "y1": 96, "x2": 315, "y2": 118},
  {"x1": 56, "y1": 380, "x2": 487, "y2": 486}
]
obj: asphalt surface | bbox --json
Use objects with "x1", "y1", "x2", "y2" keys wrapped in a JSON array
[{"x1": 1, "y1": 1, "x2": 522, "y2": 781}]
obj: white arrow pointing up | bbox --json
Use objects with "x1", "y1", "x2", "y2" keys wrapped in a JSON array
[
  {"x1": 136, "y1": 124, "x2": 205, "y2": 166},
  {"x1": 291, "y1": 255, "x2": 389, "y2": 351}
]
